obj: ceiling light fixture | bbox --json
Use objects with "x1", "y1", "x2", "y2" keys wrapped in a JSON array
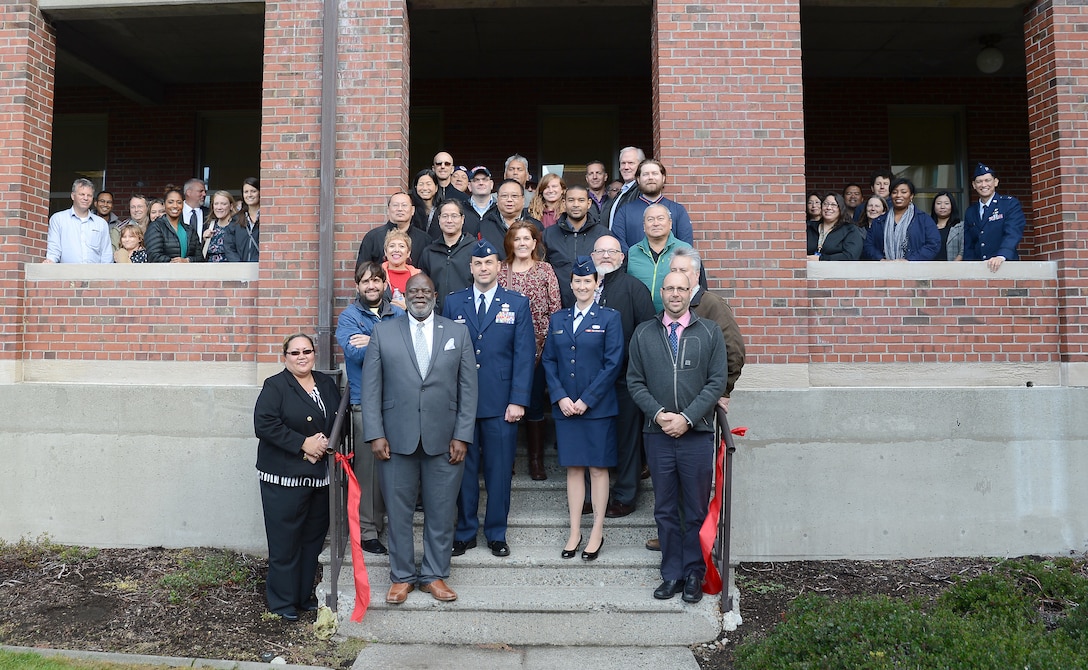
[{"x1": 976, "y1": 34, "x2": 1004, "y2": 75}]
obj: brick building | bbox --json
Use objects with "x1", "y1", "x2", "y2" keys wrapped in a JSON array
[{"x1": 2, "y1": 1, "x2": 1086, "y2": 558}]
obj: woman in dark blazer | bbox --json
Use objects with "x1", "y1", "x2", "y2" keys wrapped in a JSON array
[
  {"x1": 254, "y1": 333, "x2": 341, "y2": 621},
  {"x1": 807, "y1": 192, "x2": 864, "y2": 261},
  {"x1": 144, "y1": 187, "x2": 204, "y2": 263},
  {"x1": 542, "y1": 257, "x2": 624, "y2": 562}
]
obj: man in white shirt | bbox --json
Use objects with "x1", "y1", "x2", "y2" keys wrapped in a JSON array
[
  {"x1": 44, "y1": 178, "x2": 113, "y2": 263},
  {"x1": 182, "y1": 178, "x2": 208, "y2": 240}
]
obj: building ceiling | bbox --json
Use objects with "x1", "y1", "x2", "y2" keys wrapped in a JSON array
[{"x1": 44, "y1": 0, "x2": 1031, "y2": 104}]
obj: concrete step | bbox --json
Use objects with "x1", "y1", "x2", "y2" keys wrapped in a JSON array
[
  {"x1": 325, "y1": 584, "x2": 724, "y2": 646},
  {"x1": 351, "y1": 644, "x2": 702, "y2": 670},
  {"x1": 340, "y1": 544, "x2": 664, "y2": 587}
]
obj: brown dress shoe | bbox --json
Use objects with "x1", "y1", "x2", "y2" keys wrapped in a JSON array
[
  {"x1": 645, "y1": 537, "x2": 661, "y2": 552},
  {"x1": 606, "y1": 501, "x2": 635, "y2": 518},
  {"x1": 420, "y1": 579, "x2": 458, "y2": 602},
  {"x1": 385, "y1": 582, "x2": 414, "y2": 604}
]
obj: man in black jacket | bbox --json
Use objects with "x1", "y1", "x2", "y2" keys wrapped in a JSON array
[
  {"x1": 419, "y1": 200, "x2": 476, "y2": 311},
  {"x1": 478, "y1": 179, "x2": 542, "y2": 259},
  {"x1": 356, "y1": 191, "x2": 431, "y2": 268},
  {"x1": 591, "y1": 234, "x2": 655, "y2": 518},
  {"x1": 542, "y1": 186, "x2": 608, "y2": 308},
  {"x1": 433, "y1": 151, "x2": 469, "y2": 203}
]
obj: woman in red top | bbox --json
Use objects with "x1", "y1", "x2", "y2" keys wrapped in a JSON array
[
  {"x1": 498, "y1": 220, "x2": 562, "y2": 480},
  {"x1": 381, "y1": 229, "x2": 420, "y2": 310}
]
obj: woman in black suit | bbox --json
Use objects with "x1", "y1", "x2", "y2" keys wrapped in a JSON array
[
  {"x1": 254, "y1": 333, "x2": 341, "y2": 621},
  {"x1": 806, "y1": 192, "x2": 864, "y2": 261}
]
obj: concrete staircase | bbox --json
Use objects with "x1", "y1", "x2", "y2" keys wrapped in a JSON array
[{"x1": 319, "y1": 445, "x2": 736, "y2": 646}]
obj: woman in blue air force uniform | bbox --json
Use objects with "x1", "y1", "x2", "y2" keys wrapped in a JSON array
[{"x1": 542, "y1": 256, "x2": 624, "y2": 562}]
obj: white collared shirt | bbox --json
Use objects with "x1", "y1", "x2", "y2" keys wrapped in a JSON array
[
  {"x1": 182, "y1": 203, "x2": 204, "y2": 237},
  {"x1": 45, "y1": 208, "x2": 113, "y2": 263},
  {"x1": 473, "y1": 284, "x2": 498, "y2": 314},
  {"x1": 410, "y1": 311, "x2": 435, "y2": 354}
]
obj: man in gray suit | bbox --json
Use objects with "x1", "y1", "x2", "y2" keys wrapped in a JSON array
[{"x1": 362, "y1": 273, "x2": 478, "y2": 604}]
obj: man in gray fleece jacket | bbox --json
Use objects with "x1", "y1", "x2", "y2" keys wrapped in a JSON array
[{"x1": 626, "y1": 270, "x2": 727, "y2": 604}]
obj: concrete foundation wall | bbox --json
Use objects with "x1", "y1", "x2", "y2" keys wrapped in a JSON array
[{"x1": 2, "y1": 383, "x2": 1086, "y2": 560}]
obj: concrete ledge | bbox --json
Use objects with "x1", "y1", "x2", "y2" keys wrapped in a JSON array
[
  {"x1": 0, "y1": 360, "x2": 20, "y2": 384},
  {"x1": 23, "y1": 360, "x2": 263, "y2": 386},
  {"x1": 808, "y1": 362, "x2": 1059, "y2": 388},
  {"x1": 2, "y1": 645, "x2": 330, "y2": 669},
  {"x1": 25, "y1": 261, "x2": 259, "y2": 282},
  {"x1": 806, "y1": 259, "x2": 1057, "y2": 280},
  {"x1": 1062, "y1": 362, "x2": 1088, "y2": 388}
]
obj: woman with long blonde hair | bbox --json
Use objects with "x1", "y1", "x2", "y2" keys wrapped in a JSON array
[{"x1": 528, "y1": 173, "x2": 567, "y2": 229}]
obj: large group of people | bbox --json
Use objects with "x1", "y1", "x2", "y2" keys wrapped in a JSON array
[
  {"x1": 806, "y1": 163, "x2": 1025, "y2": 270},
  {"x1": 257, "y1": 147, "x2": 746, "y2": 619},
  {"x1": 44, "y1": 176, "x2": 261, "y2": 264}
]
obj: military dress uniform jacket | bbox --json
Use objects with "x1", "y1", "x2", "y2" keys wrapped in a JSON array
[
  {"x1": 441, "y1": 285, "x2": 536, "y2": 418},
  {"x1": 963, "y1": 194, "x2": 1025, "y2": 261},
  {"x1": 541, "y1": 304, "x2": 624, "y2": 419}
]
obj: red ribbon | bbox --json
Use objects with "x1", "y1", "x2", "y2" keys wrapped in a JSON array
[
  {"x1": 334, "y1": 452, "x2": 370, "y2": 622},
  {"x1": 699, "y1": 426, "x2": 746, "y2": 595}
]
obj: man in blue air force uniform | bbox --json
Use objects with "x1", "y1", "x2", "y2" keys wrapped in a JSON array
[
  {"x1": 963, "y1": 162, "x2": 1025, "y2": 273},
  {"x1": 442, "y1": 240, "x2": 536, "y2": 558}
]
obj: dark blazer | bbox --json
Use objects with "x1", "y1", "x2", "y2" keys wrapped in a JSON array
[
  {"x1": 442, "y1": 285, "x2": 536, "y2": 418},
  {"x1": 541, "y1": 304, "x2": 624, "y2": 419},
  {"x1": 597, "y1": 265, "x2": 656, "y2": 375},
  {"x1": 963, "y1": 194, "x2": 1025, "y2": 261},
  {"x1": 253, "y1": 369, "x2": 341, "y2": 478},
  {"x1": 361, "y1": 315, "x2": 478, "y2": 456},
  {"x1": 806, "y1": 220, "x2": 864, "y2": 260},
  {"x1": 418, "y1": 233, "x2": 476, "y2": 311},
  {"x1": 223, "y1": 219, "x2": 260, "y2": 262},
  {"x1": 600, "y1": 181, "x2": 639, "y2": 232},
  {"x1": 356, "y1": 221, "x2": 430, "y2": 268},
  {"x1": 144, "y1": 216, "x2": 204, "y2": 263},
  {"x1": 864, "y1": 211, "x2": 941, "y2": 261}
]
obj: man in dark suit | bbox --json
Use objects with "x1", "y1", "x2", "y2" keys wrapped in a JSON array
[
  {"x1": 443, "y1": 240, "x2": 536, "y2": 558},
  {"x1": 362, "y1": 273, "x2": 478, "y2": 604},
  {"x1": 600, "y1": 146, "x2": 645, "y2": 232},
  {"x1": 963, "y1": 162, "x2": 1025, "y2": 272}
]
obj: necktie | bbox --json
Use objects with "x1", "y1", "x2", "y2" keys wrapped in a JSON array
[
  {"x1": 478, "y1": 293, "x2": 487, "y2": 320},
  {"x1": 668, "y1": 322, "x2": 680, "y2": 359},
  {"x1": 414, "y1": 322, "x2": 430, "y2": 378},
  {"x1": 189, "y1": 209, "x2": 199, "y2": 236},
  {"x1": 572, "y1": 310, "x2": 584, "y2": 334}
]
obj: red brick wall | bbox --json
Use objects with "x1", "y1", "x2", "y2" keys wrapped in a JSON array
[
  {"x1": 807, "y1": 278, "x2": 1060, "y2": 363},
  {"x1": 0, "y1": 3, "x2": 55, "y2": 361},
  {"x1": 23, "y1": 278, "x2": 258, "y2": 362},
  {"x1": 1024, "y1": 1, "x2": 1088, "y2": 364},
  {"x1": 654, "y1": 0, "x2": 810, "y2": 364}
]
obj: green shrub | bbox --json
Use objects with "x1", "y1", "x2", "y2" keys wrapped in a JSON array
[
  {"x1": 157, "y1": 549, "x2": 257, "y2": 604},
  {"x1": 736, "y1": 557, "x2": 1088, "y2": 670}
]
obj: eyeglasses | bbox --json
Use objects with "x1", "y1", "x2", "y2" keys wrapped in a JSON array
[
  {"x1": 661, "y1": 286, "x2": 690, "y2": 294},
  {"x1": 592, "y1": 249, "x2": 621, "y2": 256},
  {"x1": 434, "y1": 161, "x2": 453, "y2": 167},
  {"x1": 285, "y1": 349, "x2": 314, "y2": 357},
  {"x1": 497, "y1": 194, "x2": 521, "y2": 200},
  {"x1": 822, "y1": 204, "x2": 839, "y2": 210}
]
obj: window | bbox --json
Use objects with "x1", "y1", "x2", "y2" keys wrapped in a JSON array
[
  {"x1": 49, "y1": 114, "x2": 107, "y2": 214},
  {"x1": 888, "y1": 106, "x2": 966, "y2": 217},
  {"x1": 197, "y1": 111, "x2": 261, "y2": 194}
]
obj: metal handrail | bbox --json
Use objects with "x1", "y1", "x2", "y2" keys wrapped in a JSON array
[
  {"x1": 323, "y1": 372, "x2": 352, "y2": 611},
  {"x1": 715, "y1": 405, "x2": 738, "y2": 613}
]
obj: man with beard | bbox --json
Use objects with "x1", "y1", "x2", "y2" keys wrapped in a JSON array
[
  {"x1": 543, "y1": 185, "x2": 608, "y2": 307},
  {"x1": 600, "y1": 146, "x2": 645, "y2": 232},
  {"x1": 590, "y1": 235, "x2": 656, "y2": 518},
  {"x1": 362, "y1": 273, "x2": 478, "y2": 604},
  {"x1": 335, "y1": 261, "x2": 406, "y2": 555},
  {"x1": 612, "y1": 159, "x2": 694, "y2": 252},
  {"x1": 479, "y1": 179, "x2": 542, "y2": 259},
  {"x1": 443, "y1": 241, "x2": 535, "y2": 558},
  {"x1": 356, "y1": 191, "x2": 431, "y2": 268},
  {"x1": 585, "y1": 160, "x2": 611, "y2": 214},
  {"x1": 433, "y1": 151, "x2": 470, "y2": 203}
]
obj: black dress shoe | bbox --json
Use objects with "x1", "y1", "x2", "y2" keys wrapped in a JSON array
[
  {"x1": 488, "y1": 540, "x2": 510, "y2": 557},
  {"x1": 605, "y1": 501, "x2": 635, "y2": 518},
  {"x1": 653, "y1": 579, "x2": 683, "y2": 600},
  {"x1": 682, "y1": 573, "x2": 704, "y2": 603},
  {"x1": 561, "y1": 535, "x2": 582, "y2": 559},
  {"x1": 581, "y1": 536, "x2": 604, "y2": 561},
  {"x1": 272, "y1": 608, "x2": 299, "y2": 621},
  {"x1": 451, "y1": 538, "x2": 476, "y2": 556},
  {"x1": 362, "y1": 539, "x2": 388, "y2": 555},
  {"x1": 299, "y1": 597, "x2": 319, "y2": 612}
]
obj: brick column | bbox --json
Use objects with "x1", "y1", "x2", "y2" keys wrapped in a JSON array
[
  {"x1": 258, "y1": 0, "x2": 410, "y2": 367},
  {"x1": 1025, "y1": 1, "x2": 1088, "y2": 384},
  {"x1": 0, "y1": 1, "x2": 54, "y2": 377},
  {"x1": 652, "y1": 1, "x2": 808, "y2": 369}
]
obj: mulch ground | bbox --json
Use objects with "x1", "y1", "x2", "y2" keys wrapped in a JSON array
[{"x1": 0, "y1": 544, "x2": 997, "y2": 668}]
